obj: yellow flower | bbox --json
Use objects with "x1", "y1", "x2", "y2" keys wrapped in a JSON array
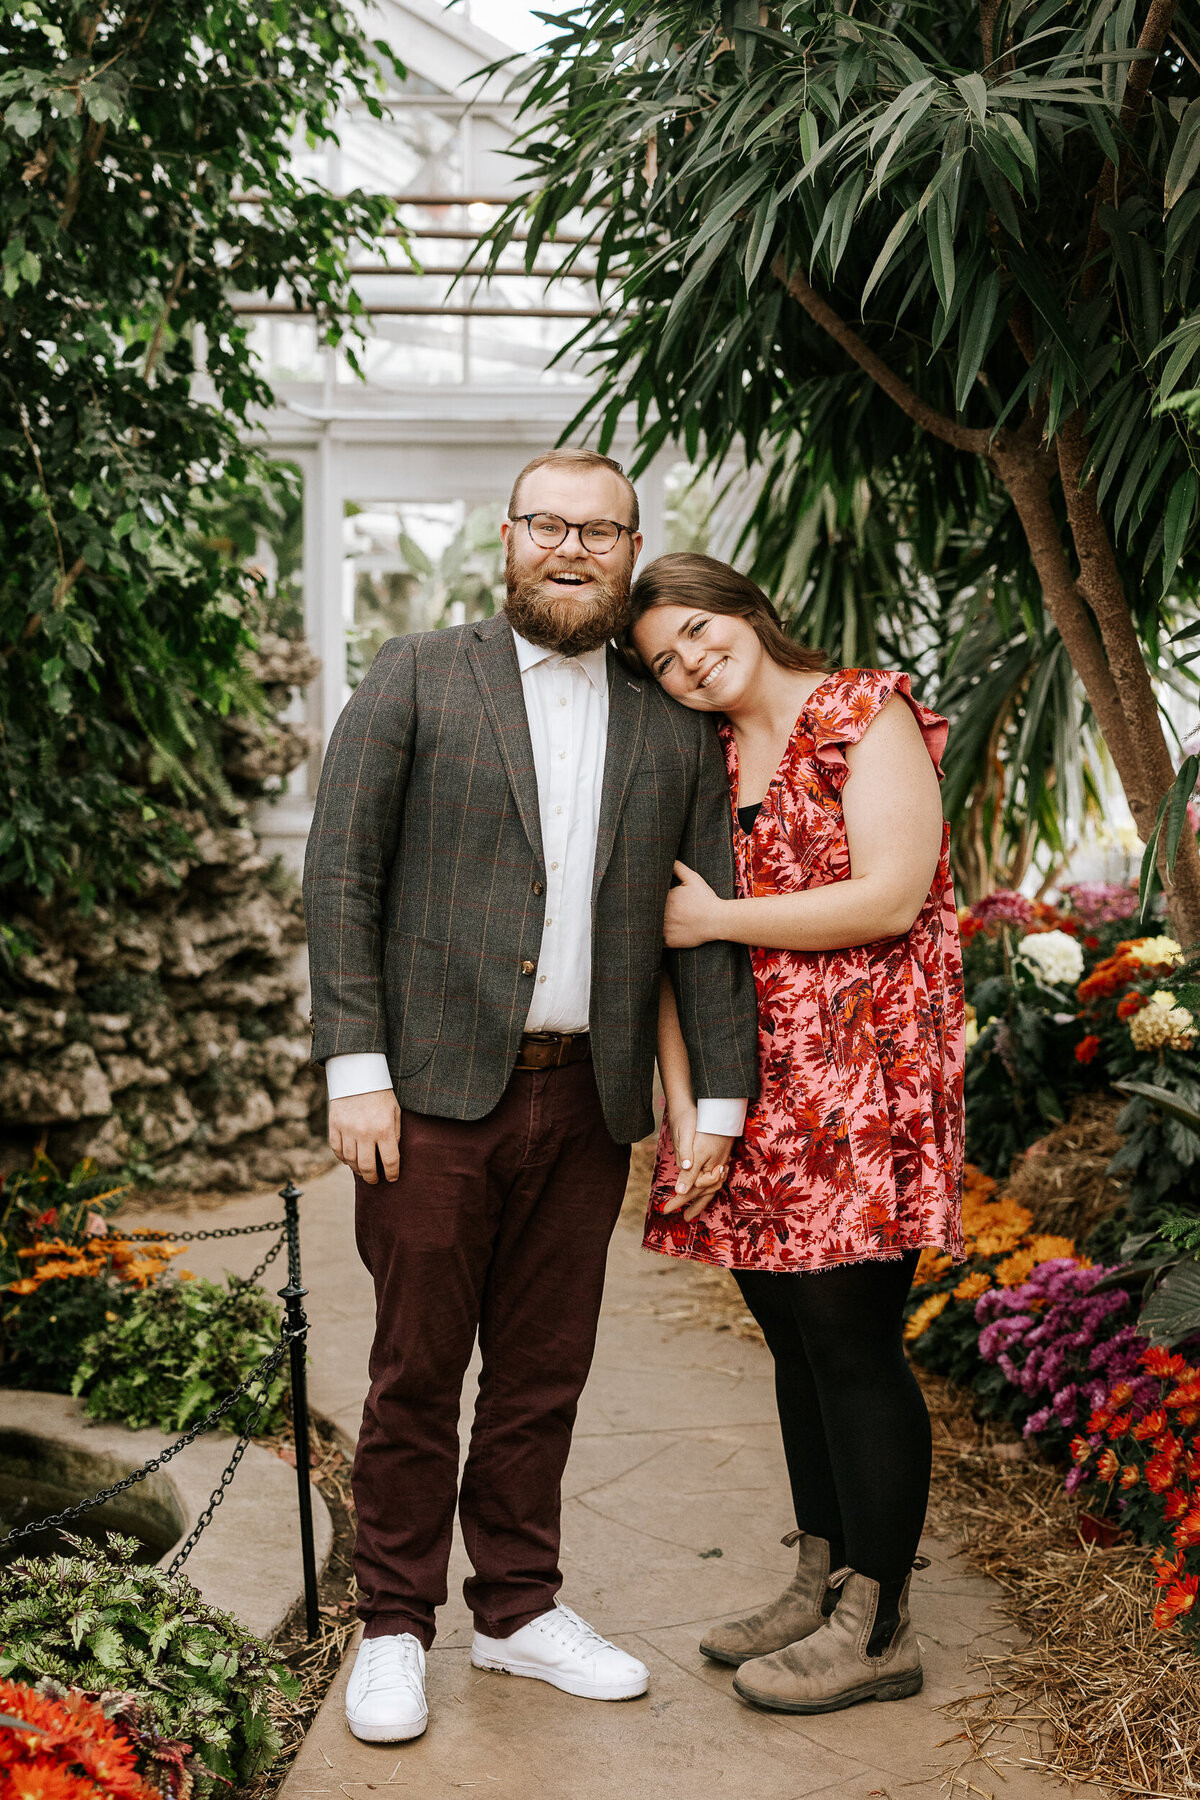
[
  {"x1": 1127, "y1": 936, "x2": 1183, "y2": 968},
  {"x1": 995, "y1": 1248, "x2": 1039, "y2": 1287},
  {"x1": 6, "y1": 1277, "x2": 39, "y2": 1296},
  {"x1": 914, "y1": 1248, "x2": 954, "y2": 1284},
  {"x1": 953, "y1": 1271, "x2": 992, "y2": 1302},
  {"x1": 964, "y1": 1004, "x2": 979, "y2": 1051},
  {"x1": 904, "y1": 1292, "x2": 951, "y2": 1341},
  {"x1": 1026, "y1": 1234, "x2": 1077, "y2": 1265}
]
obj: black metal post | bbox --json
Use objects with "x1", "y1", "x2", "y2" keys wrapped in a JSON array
[{"x1": 279, "y1": 1179, "x2": 320, "y2": 1640}]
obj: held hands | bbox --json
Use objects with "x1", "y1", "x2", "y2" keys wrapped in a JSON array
[
  {"x1": 665, "y1": 1102, "x2": 734, "y2": 1221},
  {"x1": 664, "y1": 861, "x2": 722, "y2": 949},
  {"x1": 328, "y1": 1089, "x2": 402, "y2": 1184}
]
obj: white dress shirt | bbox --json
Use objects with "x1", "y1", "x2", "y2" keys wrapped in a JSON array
[{"x1": 325, "y1": 628, "x2": 746, "y2": 1137}]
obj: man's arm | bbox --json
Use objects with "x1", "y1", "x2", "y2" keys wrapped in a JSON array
[
  {"x1": 664, "y1": 716, "x2": 760, "y2": 1106},
  {"x1": 303, "y1": 638, "x2": 416, "y2": 1182}
]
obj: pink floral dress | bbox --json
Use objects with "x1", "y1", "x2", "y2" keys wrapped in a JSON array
[{"x1": 644, "y1": 668, "x2": 966, "y2": 1272}]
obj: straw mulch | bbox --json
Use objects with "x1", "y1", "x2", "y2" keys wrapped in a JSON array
[
  {"x1": 1002, "y1": 1094, "x2": 1128, "y2": 1244},
  {"x1": 918, "y1": 1369, "x2": 1199, "y2": 1800}
]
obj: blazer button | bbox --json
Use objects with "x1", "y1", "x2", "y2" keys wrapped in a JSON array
[
  {"x1": 532, "y1": 880, "x2": 544, "y2": 895},
  {"x1": 521, "y1": 960, "x2": 536, "y2": 976}
]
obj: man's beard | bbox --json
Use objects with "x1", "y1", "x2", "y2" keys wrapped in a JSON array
[{"x1": 503, "y1": 538, "x2": 633, "y2": 657}]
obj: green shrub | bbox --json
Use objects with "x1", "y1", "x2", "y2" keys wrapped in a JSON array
[
  {"x1": 72, "y1": 1276, "x2": 288, "y2": 1435},
  {"x1": 0, "y1": 1535, "x2": 297, "y2": 1796}
]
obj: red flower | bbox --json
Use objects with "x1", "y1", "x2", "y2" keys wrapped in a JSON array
[
  {"x1": 1096, "y1": 1447, "x2": 1120, "y2": 1482},
  {"x1": 1087, "y1": 1408, "x2": 1112, "y2": 1434},
  {"x1": 1084, "y1": 935, "x2": 1100, "y2": 949},
  {"x1": 1119, "y1": 1464, "x2": 1140, "y2": 1488},
  {"x1": 1132, "y1": 1410, "x2": 1168, "y2": 1442},
  {"x1": 1171, "y1": 1504, "x2": 1200, "y2": 1549},
  {"x1": 1069, "y1": 1435, "x2": 1091, "y2": 1464},
  {"x1": 1117, "y1": 992, "x2": 1148, "y2": 1019},
  {"x1": 1153, "y1": 1574, "x2": 1199, "y2": 1628},
  {"x1": 1143, "y1": 1346, "x2": 1190, "y2": 1381},
  {"x1": 1105, "y1": 1412, "x2": 1133, "y2": 1438},
  {"x1": 1166, "y1": 1379, "x2": 1200, "y2": 1411},
  {"x1": 1164, "y1": 1488, "x2": 1190, "y2": 1521},
  {"x1": 1074, "y1": 1034, "x2": 1102, "y2": 1065},
  {"x1": 1146, "y1": 1447, "x2": 1183, "y2": 1493},
  {"x1": 1108, "y1": 1381, "x2": 1135, "y2": 1408}
]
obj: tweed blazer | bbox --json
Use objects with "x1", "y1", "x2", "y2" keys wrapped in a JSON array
[{"x1": 303, "y1": 614, "x2": 759, "y2": 1143}]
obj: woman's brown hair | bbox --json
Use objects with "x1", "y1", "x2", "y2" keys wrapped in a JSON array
[{"x1": 623, "y1": 552, "x2": 826, "y2": 675}]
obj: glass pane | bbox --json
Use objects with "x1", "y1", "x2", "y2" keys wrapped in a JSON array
[{"x1": 345, "y1": 499, "x2": 507, "y2": 686}]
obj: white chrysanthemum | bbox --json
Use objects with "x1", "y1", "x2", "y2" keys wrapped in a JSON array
[
  {"x1": 1017, "y1": 929, "x2": 1084, "y2": 988},
  {"x1": 1128, "y1": 990, "x2": 1197, "y2": 1053},
  {"x1": 1127, "y1": 936, "x2": 1184, "y2": 968}
]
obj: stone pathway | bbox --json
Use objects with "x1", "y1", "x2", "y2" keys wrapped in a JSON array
[{"x1": 140, "y1": 1163, "x2": 1068, "y2": 1800}]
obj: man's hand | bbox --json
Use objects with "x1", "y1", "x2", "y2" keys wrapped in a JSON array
[
  {"x1": 329, "y1": 1089, "x2": 402, "y2": 1184},
  {"x1": 664, "y1": 861, "x2": 724, "y2": 948},
  {"x1": 664, "y1": 1132, "x2": 734, "y2": 1221}
]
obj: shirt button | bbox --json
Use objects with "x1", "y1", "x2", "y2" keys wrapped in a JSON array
[
  {"x1": 532, "y1": 880, "x2": 544, "y2": 895},
  {"x1": 545, "y1": 918, "x2": 553, "y2": 927},
  {"x1": 559, "y1": 696, "x2": 567, "y2": 706},
  {"x1": 558, "y1": 749, "x2": 566, "y2": 759},
  {"x1": 551, "y1": 861, "x2": 559, "y2": 870},
  {"x1": 554, "y1": 805, "x2": 563, "y2": 815},
  {"x1": 521, "y1": 960, "x2": 535, "y2": 976},
  {"x1": 538, "y1": 975, "x2": 547, "y2": 984}
]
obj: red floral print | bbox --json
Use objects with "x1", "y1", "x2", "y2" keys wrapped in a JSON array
[{"x1": 644, "y1": 668, "x2": 966, "y2": 1272}]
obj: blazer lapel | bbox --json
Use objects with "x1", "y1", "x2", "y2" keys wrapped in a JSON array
[
  {"x1": 467, "y1": 617, "x2": 544, "y2": 868},
  {"x1": 593, "y1": 649, "x2": 646, "y2": 900}
]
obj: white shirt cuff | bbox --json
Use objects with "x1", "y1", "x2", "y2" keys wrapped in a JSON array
[
  {"x1": 695, "y1": 1098, "x2": 748, "y2": 1138},
  {"x1": 324, "y1": 1052, "x2": 393, "y2": 1101}
]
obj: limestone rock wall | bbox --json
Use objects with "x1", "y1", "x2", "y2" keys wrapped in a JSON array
[{"x1": 0, "y1": 635, "x2": 333, "y2": 1191}]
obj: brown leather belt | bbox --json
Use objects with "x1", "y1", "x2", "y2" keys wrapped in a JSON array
[{"x1": 515, "y1": 1030, "x2": 591, "y2": 1072}]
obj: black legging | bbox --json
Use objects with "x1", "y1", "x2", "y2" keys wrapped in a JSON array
[{"x1": 733, "y1": 1251, "x2": 931, "y2": 1595}]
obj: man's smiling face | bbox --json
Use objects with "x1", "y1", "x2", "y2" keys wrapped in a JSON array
[{"x1": 500, "y1": 464, "x2": 643, "y2": 657}]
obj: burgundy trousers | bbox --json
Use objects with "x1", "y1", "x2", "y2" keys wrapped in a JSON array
[{"x1": 352, "y1": 1058, "x2": 630, "y2": 1648}]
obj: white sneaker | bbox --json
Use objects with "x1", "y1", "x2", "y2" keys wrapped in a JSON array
[
  {"x1": 345, "y1": 1633, "x2": 428, "y2": 1742},
  {"x1": 471, "y1": 1600, "x2": 649, "y2": 1701}
]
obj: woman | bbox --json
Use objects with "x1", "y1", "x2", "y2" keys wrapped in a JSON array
[{"x1": 627, "y1": 552, "x2": 965, "y2": 1717}]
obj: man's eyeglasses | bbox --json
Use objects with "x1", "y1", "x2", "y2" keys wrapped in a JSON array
[{"x1": 512, "y1": 513, "x2": 635, "y2": 554}]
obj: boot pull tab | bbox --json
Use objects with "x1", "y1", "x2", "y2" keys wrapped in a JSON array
[
  {"x1": 780, "y1": 1530, "x2": 802, "y2": 1548},
  {"x1": 828, "y1": 1565, "x2": 854, "y2": 1589},
  {"x1": 911, "y1": 1555, "x2": 931, "y2": 1572}
]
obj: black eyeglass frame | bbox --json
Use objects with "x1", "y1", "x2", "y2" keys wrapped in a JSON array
[{"x1": 510, "y1": 512, "x2": 637, "y2": 552}]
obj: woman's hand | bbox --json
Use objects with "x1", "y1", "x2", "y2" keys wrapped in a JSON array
[
  {"x1": 664, "y1": 1131, "x2": 733, "y2": 1220},
  {"x1": 664, "y1": 861, "x2": 724, "y2": 948}
]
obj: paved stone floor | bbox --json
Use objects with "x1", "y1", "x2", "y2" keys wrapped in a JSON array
[{"x1": 142, "y1": 1162, "x2": 1069, "y2": 1800}]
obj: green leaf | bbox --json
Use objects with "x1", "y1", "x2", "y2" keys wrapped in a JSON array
[
  {"x1": 1165, "y1": 753, "x2": 1199, "y2": 874},
  {"x1": 1165, "y1": 96, "x2": 1200, "y2": 211},
  {"x1": 4, "y1": 99, "x2": 40, "y2": 139},
  {"x1": 955, "y1": 268, "x2": 1001, "y2": 411},
  {"x1": 1139, "y1": 1259, "x2": 1200, "y2": 1347},
  {"x1": 1161, "y1": 470, "x2": 1197, "y2": 597},
  {"x1": 954, "y1": 73, "x2": 989, "y2": 123},
  {"x1": 926, "y1": 189, "x2": 956, "y2": 314}
]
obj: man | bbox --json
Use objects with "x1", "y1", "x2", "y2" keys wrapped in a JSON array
[{"x1": 303, "y1": 448, "x2": 758, "y2": 1743}]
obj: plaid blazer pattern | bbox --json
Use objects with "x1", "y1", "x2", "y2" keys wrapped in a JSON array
[{"x1": 303, "y1": 614, "x2": 759, "y2": 1143}]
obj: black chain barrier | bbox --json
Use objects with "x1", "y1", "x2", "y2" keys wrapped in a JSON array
[{"x1": 0, "y1": 1180, "x2": 321, "y2": 1639}]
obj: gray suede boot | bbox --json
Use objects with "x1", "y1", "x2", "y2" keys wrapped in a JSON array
[
  {"x1": 699, "y1": 1531, "x2": 835, "y2": 1668},
  {"x1": 731, "y1": 1567, "x2": 922, "y2": 1713}
]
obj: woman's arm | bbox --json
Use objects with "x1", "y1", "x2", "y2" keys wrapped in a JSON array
[
  {"x1": 665, "y1": 697, "x2": 944, "y2": 954},
  {"x1": 657, "y1": 971, "x2": 734, "y2": 1217}
]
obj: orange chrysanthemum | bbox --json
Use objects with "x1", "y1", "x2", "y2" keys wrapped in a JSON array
[
  {"x1": 953, "y1": 1271, "x2": 992, "y2": 1303},
  {"x1": 1153, "y1": 1574, "x2": 1199, "y2": 1629}
]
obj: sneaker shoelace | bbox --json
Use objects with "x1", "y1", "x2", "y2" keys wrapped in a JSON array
[
  {"x1": 538, "y1": 1603, "x2": 616, "y2": 1659},
  {"x1": 362, "y1": 1637, "x2": 423, "y2": 1695}
]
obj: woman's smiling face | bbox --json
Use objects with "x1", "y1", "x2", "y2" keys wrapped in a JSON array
[{"x1": 631, "y1": 603, "x2": 763, "y2": 711}]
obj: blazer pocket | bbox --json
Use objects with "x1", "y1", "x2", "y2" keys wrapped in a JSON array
[{"x1": 388, "y1": 935, "x2": 449, "y2": 1078}]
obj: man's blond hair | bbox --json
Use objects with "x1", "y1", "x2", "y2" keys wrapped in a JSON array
[{"x1": 508, "y1": 448, "x2": 639, "y2": 531}]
